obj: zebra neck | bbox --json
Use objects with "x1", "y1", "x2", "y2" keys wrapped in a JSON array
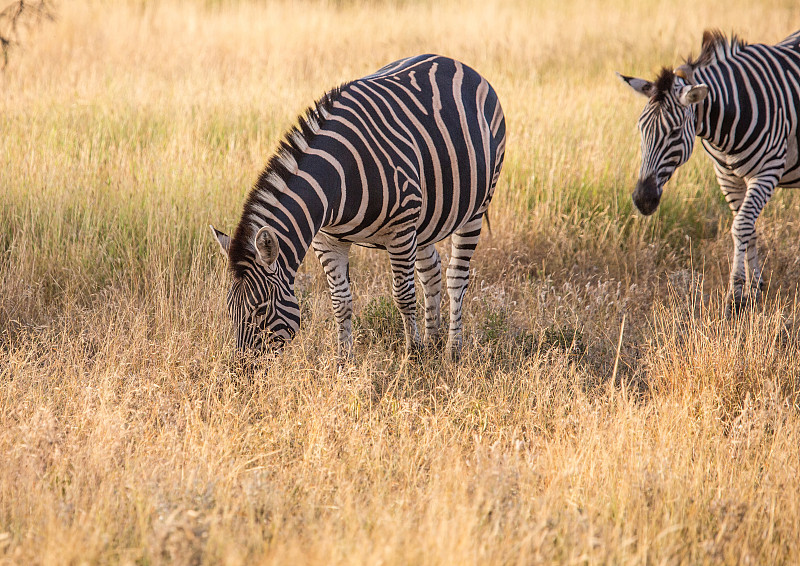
[
  {"x1": 249, "y1": 175, "x2": 334, "y2": 278},
  {"x1": 693, "y1": 75, "x2": 714, "y2": 143},
  {"x1": 692, "y1": 66, "x2": 741, "y2": 153}
]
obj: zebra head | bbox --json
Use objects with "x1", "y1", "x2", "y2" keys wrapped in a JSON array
[
  {"x1": 617, "y1": 68, "x2": 709, "y2": 215},
  {"x1": 210, "y1": 224, "x2": 300, "y2": 354}
]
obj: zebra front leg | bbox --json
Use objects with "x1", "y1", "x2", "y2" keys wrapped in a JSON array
[
  {"x1": 446, "y1": 215, "x2": 483, "y2": 360},
  {"x1": 312, "y1": 234, "x2": 354, "y2": 362},
  {"x1": 725, "y1": 175, "x2": 777, "y2": 318},
  {"x1": 415, "y1": 243, "x2": 442, "y2": 347},
  {"x1": 387, "y1": 229, "x2": 422, "y2": 354}
]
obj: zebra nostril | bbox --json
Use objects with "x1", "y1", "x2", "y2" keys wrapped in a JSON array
[{"x1": 632, "y1": 175, "x2": 661, "y2": 216}]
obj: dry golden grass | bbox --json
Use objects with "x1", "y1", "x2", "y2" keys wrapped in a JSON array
[{"x1": 2, "y1": 0, "x2": 800, "y2": 563}]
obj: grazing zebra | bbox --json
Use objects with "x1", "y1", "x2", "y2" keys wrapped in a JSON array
[
  {"x1": 211, "y1": 54, "x2": 506, "y2": 359},
  {"x1": 618, "y1": 29, "x2": 800, "y2": 316}
]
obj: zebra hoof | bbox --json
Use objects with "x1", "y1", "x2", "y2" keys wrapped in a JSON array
[
  {"x1": 337, "y1": 343, "x2": 355, "y2": 367},
  {"x1": 724, "y1": 293, "x2": 744, "y2": 319},
  {"x1": 749, "y1": 283, "x2": 764, "y2": 306},
  {"x1": 724, "y1": 290, "x2": 759, "y2": 319},
  {"x1": 445, "y1": 340, "x2": 462, "y2": 362},
  {"x1": 424, "y1": 331, "x2": 445, "y2": 350},
  {"x1": 403, "y1": 338, "x2": 423, "y2": 360},
  {"x1": 336, "y1": 353, "x2": 355, "y2": 370}
]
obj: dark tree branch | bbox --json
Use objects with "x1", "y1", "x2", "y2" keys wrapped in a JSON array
[{"x1": 0, "y1": 0, "x2": 56, "y2": 70}]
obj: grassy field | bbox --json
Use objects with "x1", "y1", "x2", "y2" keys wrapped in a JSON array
[{"x1": 2, "y1": 0, "x2": 800, "y2": 563}]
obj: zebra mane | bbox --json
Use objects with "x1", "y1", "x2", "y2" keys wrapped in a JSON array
[
  {"x1": 650, "y1": 31, "x2": 748, "y2": 103},
  {"x1": 227, "y1": 84, "x2": 348, "y2": 278},
  {"x1": 685, "y1": 29, "x2": 748, "y2": 70},
  {"x1": 651, "y1": 67, "x2": 676, "y2": 104}
]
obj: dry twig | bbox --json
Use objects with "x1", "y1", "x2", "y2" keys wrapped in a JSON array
[{"x1": 0, "y1": 0, "x2": 56, "y2": 70}]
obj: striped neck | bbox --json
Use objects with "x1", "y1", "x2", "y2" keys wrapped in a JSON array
[
  {"x1": 692, "y1": 67, "x2": 718, "y2": 146},
  {"x1": 256, "y1": 171, "x2": 338, "y2": 278},
  {"x1": 228, "y1": 87, "x2": 347, "y2": 280}
]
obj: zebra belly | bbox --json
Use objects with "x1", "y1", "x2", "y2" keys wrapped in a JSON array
[
  {"x1": 779, "y1": 131, "x2": 800, "y2": 186},
  {"x1": 319, "y1": 157, "x2": 492, "y2": 250},
  {"x1": 706, "y1": 137, "x2": 800, "y2": 188}
]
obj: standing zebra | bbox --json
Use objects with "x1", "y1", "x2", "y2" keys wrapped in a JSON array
[
  {"x1": 618, "y1": 29, "x2": 800, "y2": 316},
  {"x1": 211, "y1": 54, "x2": 506, "y2": 359}
]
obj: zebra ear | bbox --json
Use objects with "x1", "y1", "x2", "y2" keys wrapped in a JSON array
[
  {"x1": 254, "y1": 226, "x2": 279, "y2": 269},
  {"x1": 616, "y1": 72, "x2": 656, "y2": 98},
  {"x1": 678, "y1": 84, "x2": 709, "y2": 106},
  {"x1": 210, "y1": 224, "x2": 231, "y2": 257}
]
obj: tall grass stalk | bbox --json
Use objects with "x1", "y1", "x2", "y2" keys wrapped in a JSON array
[{"x1": 2, "y1": 0, "x2": 800, "y2": 563}]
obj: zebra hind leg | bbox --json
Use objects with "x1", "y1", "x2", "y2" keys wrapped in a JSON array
[
  {"x1": 745, "y1": 236, "x2": 764, "y2": 304},
  {"x1": 446, "y1": 215, "x2": 484, "y2": 361},
  {"x1": 312, "y1": 234, "x2": 354, "y2": 363},
  {"x1": 387, "y1": 228, "x2": 422, "y2": 355},
  {"x1": 415, "y1": 243, "x2": 443, "y2": 347}
]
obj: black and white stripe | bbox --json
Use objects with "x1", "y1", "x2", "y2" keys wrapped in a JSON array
[
  {"x1": 619, "y1": 30, "x2": 800, "y2": 315},
  {"x1": 212, "y1": 54, "x2": 506, "y2": 358}
]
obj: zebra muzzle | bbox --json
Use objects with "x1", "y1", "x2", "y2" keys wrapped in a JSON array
[{"x1": 632, "y1": 174, "x2": 661, "y2": 216}]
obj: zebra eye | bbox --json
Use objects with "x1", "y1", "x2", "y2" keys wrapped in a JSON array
[{"x1": 253, "y1": 302, "x2": 269, "y2": 317}]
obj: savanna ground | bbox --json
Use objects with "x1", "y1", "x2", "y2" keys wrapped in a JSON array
[{"x1": 2, "y1": 0, "x2": 800, "y2": 563}]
